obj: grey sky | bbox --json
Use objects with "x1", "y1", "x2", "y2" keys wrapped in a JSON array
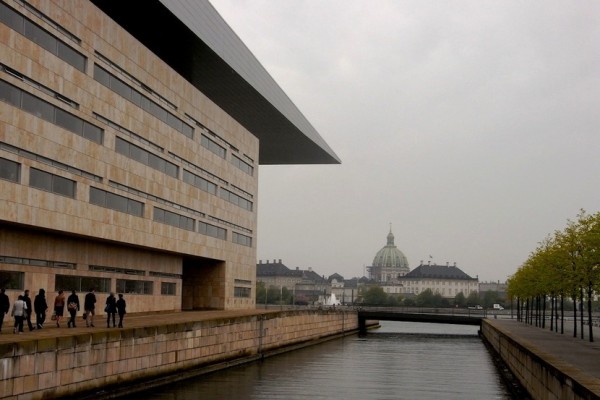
[{"x1": 210, "y1": 1, "x2": 600, "y2": 282}]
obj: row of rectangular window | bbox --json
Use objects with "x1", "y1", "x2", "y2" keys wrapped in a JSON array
[
  {"x1": 93, "y1": 65, "x2": 194, "y2": 139},
  {"x1": 0, "y1": 79, "x2": 103, "y2": 143},
  {"x1": 0, "y1": 255, "x2": 75, "y2": 269},
  {"x1": 187, "y1": 113, "x2": 255, "y2": 175},
  {"x1": 182, "y1": 169, "x2": 217, "y2": 195},
  {"x1": 0, "y1": 141, "x2": 102, "y2": 182},
  {"x1": 95, "y1": 51, "x2": 177, "y2": 111},
  {"x1": 90, "y1": 187, "x2": 144, "y2": 217},
  {"x1": 2, "y1": 158, "x2": 253, "y2": 246},
  {"x1": 14, "y1": 0, "x2": 81, "y2": 44},
  {"x1": 1, "y1": 63, "x2": 79, "y2": 109},
  {"x1": 55, "y1": 274, "x2": 176, "y2": 295},
  {"x1": 89, "y1": 264, "x2": 145, "y2": 276},
  {"x1": 0, "y1": 2, "x2": 86, "y2": 71},
  {"x1": 220, "y1": 188, "x2": 253, "y2": 211},
  {"x1": 94, "y1": 113, "x2": 163, "y2": 152},
  {"x1": 115, "y1": 136, "x2": 178, "y2": 178},
  {"x1": 234, "y1": 287, "x2": 251, "y2": 298}
]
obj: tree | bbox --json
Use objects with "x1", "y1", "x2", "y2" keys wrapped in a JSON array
[
  {"x1": 454, "y1": 292, "x2": 466, "y2": 308},
  {"x1": 256, "y1": 281, "x2": 266, "y2": 304},
  {"x1": 466, "y1": 291, "x2": 480, "y2": 307},
  {"x1": 362, "y1": 286, "x2": 388, "y2": 305}
]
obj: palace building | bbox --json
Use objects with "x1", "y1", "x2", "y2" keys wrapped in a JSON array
[{"x1": 0, "y1": 0, "x2": 338, "y2": 312}]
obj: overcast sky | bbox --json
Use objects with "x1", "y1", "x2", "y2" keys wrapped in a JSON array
[{"x1": 210, "y1": 1, "x2": 600, "y2": 282}]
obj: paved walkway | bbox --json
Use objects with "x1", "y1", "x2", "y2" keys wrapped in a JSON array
[
  {"x1": 0, "y1": 309, "x2": 279, "y2": 344},
  {"x1": 487, "y1": 317, "x2": 600, "y2": 388}
]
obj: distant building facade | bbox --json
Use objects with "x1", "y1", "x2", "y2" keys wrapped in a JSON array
[
  {"x1": 367, "y1": 228, "x2": 410, "y2": 282},
  {"x1": 256, "y1": 260, "x2": 328, "y2": 304},
  {"x1": 398, "y1": 262, "x2": 479, "y2": 298}
]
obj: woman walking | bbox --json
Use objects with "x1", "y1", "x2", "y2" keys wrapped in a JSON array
[
  {"x1": 105, "y1": 292, "x2": 117, "y2": 328},
  {"x1": 11, "y1": 295, "x2": 27, "y2": 333},
  {"x1": 66, "y1": 290, "x2": 80, "y2": 328},
  {"x1": 116, "y1": 293, "x2": 126, "y2": 328},
  {"x1": 53, "y1": 290, "x2": 66, "y2": 327}
]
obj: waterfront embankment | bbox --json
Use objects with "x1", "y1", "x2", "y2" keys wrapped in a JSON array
[
  {"x1": 0, "y1": 308, "x2": 359, "y2": 399},
  {"x1": 482, "y1": 318, "x2": 600, "y2": 400}
]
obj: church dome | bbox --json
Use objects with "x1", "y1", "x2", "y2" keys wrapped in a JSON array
[{"x1": 372, "y1": 229, "x2": 409, "y2": 271}]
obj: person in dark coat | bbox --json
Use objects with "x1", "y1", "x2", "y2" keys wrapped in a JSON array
[
  {"x1": 116, "y1": 293, "x2": 126, "y2": 328},
  {"x1": 0, "y1": 288, "x2": 9, "y2": 333},
  {"x1": 34, "y1": 288, "x2": 48, "y2": 329},
  {"x1": 23, "y1": 289, "x2": 35, "y2": 331},
  {"x1": 66, "y1": 290, "x2": 80, "y2": 328},
  {"x1": 105, "y1": 292, "x2": 117, "y2": 328},
  {"x1": 84, "y1": 288, "x2": 96, "y2": 327}
]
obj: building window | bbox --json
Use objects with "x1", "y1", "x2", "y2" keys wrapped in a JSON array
[
  {"x1": 94, "y1": 64, "x2": 193, "y2": 138},
  {"x1": 89, "y1": 187, "x2": 144, "y2": 217},
  {"x1": 200, "y1": 134, "x2": 226, "y2": 158},
  {"x1": 0, "y1": 255, "x2": 75, "y2": 269},
  {"x1": 55, "y1": 275, "x2": 111, "y2": 293},
  {"x1": 0, "y1": 3, "x2": 86, "y2": 71},
  {"x1": 115, "y1": 137, "x2": 178, "y2": 178},
  {"x1": 29, "y1": 167, "x2": 76, "y2": 197},
  {"x1": 116, "y1": 279, "x2": 153, "y2": 295},
  {"x1": 182, "y1": 169, "x2": 217, "y2": 195},
  {"x1": 161, "y1": 282, "x2": 176, "y2": 295},
  {"x1": 232, "y1": 232, "x2": 252, "y2": 247},
  {"x1": 219, "y1": 188, "x2": 253, "y2": 211},
  {"x1": 198, "y1": 221, "x2": 226, "y2": 240},
  {"x1": 0, "y1": 270, "x2": 24, "y2": 290},
  {"x1": 0, "y1": 80, "x2": 103, "y2": 143},
  {"x1": 234, "y1": 287, "x2": 251, "y2": 298},
  {"x1": 89, "y1": 265, "x2": 145, "y2": 276},
  {"x1": 0, "y1": 157, "x2": 20, "y2": 182},
  {"x1": 231, "y1": 154, "x2": 254, "y2": 176},
  {"x1": 153, "y1": 207, "x2": 195, "y2": 231}
]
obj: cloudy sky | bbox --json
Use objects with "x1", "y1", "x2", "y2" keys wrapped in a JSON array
[{"x1": 210, "y1": 1, "x2": 600, "y2": 282}]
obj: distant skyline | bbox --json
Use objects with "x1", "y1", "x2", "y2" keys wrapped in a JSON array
[{"x1": 210, "y1": 0, "x2": 600, "y2": 282}]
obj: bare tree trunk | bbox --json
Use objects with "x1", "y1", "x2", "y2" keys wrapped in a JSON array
[
  {"x1": 560, "y1": 295, "x2": 564, "y2": 334},
  {"x1": 580, "y1": 287, "x2": 584, "y2": 340},
  {"x1": 587, "y1": 286, "x2": 594, "y2": 343},
  {"x1": 550, "y1": 296, "x2": 554, "y2": 331},
  {"x1": 573, "y1": 292, "x2": 578, "y2": 338},
  {"x1": 542, "y1": 295, "x2": 546, "y2": 329}
]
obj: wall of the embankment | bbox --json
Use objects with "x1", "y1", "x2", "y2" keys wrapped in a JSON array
[
  {"x1": 481, "y1": 319, "x2": 599, "y2": 400},
  {"x1": 0, "y1": 310, "x2": 358, "y2": 399}
]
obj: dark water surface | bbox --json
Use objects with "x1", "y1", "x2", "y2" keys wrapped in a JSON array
[{"x1": 131, "y1": 321, "x2": 511, "y2": 400}]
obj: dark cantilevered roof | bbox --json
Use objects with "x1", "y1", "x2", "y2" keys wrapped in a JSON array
[{"x1": 90, "y1": 0, "x2": 340, "y2": 165}]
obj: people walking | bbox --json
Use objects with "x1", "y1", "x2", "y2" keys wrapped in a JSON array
[
  {"x1": 116, "y1": 293, "x2": 126, "y2": 328},
  {"x1": 84, "y1": 288, "x2": 96, "y2": 327},
  {"x1": 11, "y1": 295, "x2": 27, "y2": 333},
  {"x1": 23, "y1": 289, "x2": 35, "y2": 331},
  {"x1": 66, "y1": 290, "x2": 80, "y2": 328},
  {"x1": 0, "y1": 288, "x2": 9, "y2": 333},
  {"x1": 34, "y1": 289, "x2": 48, "y2": 329},
  {"x1": 53, "y1": 290, "x2": 66, "y2": 328},
  {"x1": 106, "y1": 293, "x2": 117, "y2": 328}
]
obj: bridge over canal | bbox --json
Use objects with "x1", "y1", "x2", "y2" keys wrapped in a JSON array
[{"x1": 357, "y1": 307, "x2": 486, "y2": 334}]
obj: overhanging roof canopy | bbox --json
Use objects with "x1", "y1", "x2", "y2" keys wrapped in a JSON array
[{"x1": 90, "y1": 0, "x2": 340, "y2": 165}]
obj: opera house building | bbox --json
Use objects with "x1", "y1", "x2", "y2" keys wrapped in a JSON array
[{"x1": 0, "y1": 0, "x2": 338, "y2": 311}]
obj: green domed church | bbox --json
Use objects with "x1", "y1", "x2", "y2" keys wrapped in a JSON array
[{"x1": 367, "y1": 228, "x2": 410, "y2": 282}]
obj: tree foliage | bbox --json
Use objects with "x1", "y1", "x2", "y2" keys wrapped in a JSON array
[{"x1": 508, "y1": 210, "x2": 600, "y2": 342}]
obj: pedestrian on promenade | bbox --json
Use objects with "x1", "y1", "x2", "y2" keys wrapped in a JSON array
[
  {"x1": 11, "y1": 295, "x2": 26, "y2": 333},
  {"x1": 53, "y1": 290, "x2": 66, "y2": 328},
  {"x1": 34, "y1": 288, "x2": 48, "y2": 329},
  {"x1": 0, "y1": 288, "x2": 9, "y2": 333},
  {"x1": 23, "y1": 289, "x2": 35, "y2": 331},
  {"x1": 67, "y1": 290, "x2": 80, "y2": 328},
  {"x1": 116, "y1": 293, "x2": 126, "y2": 328},
  {"x1": 105, "y1": 292, "x2": 117, "y2": 328},
  {"x1": 84, "y1": 288, "x2": 96, "y2": 327}
]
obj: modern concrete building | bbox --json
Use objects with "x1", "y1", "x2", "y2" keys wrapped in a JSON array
[{"x1": 0, "y1": 0, "x2": 338, "y2": 312}]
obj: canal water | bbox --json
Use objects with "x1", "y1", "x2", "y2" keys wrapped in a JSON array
[{"x1": 130, "y1": 321, "x2": 512, "y2": 399}]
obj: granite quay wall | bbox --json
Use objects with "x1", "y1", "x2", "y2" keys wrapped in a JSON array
[
  {"x1": 0, "y1": 309, "x2": 359, "y2": 399},
  {"x1": 481, "y1": 319, "x2": 600, "y2": 400}
]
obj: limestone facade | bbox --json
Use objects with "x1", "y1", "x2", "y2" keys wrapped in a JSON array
[{"x1": 0, "y1": 0, "x2": 259, "y2": 310}]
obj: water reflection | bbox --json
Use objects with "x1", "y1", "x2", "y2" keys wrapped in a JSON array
[{"x1": 130, "y1": 321, "x2": 510, "y2": 400}]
